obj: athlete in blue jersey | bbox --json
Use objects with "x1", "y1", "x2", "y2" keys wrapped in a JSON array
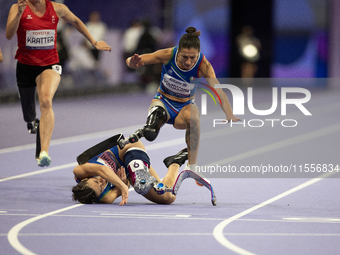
[
  {"x1": 72, "y1": 140, "x2": 188, "y2": 205},
  {"x1": 126, "y1": 26, "x2": 241, "y2": 172}
]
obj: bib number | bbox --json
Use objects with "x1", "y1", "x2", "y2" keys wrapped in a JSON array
[{"x1": 26, "y1": 30, "x2": 55, "y2": 50}]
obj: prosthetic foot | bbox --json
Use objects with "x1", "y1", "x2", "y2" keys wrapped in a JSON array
[
  {"x1": 173, "y1": 170, "x2": 217, "y2": 206},
  {"x1": 118, "y1": 106, "x2": 167, "y2": 149},
  {"x1": 118, "y1": 128, "x2": 144, "y2": 149},
  {"x1": 152, "y1": 169, "x2": 217, "y2": 206},
  {"x1": 27, "y1": 118, "x2": 39, "y2": 134}
]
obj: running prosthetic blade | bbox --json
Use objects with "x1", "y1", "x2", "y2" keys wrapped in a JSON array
[
  {"x1": 35, "y1": 119, "x2": 40, "y2": 159},
  {"x1": 77, "y1": 134, "x2": 124, "y2": 165},
  {"x1": 173, "y1": 170, "x2": 217, "y2": 206}
]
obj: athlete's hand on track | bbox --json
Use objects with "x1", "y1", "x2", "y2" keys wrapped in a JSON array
[
  {"x1": 94, "y1": 40, "x2": 111, "y2": 52},
  {"x1": 119, "y1": 186, "x2": 129, "y2": 206},
  {"x1": 129, "y1": 54, "x2": 144, "y2": 69}
]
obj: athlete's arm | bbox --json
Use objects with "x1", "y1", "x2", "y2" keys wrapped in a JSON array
[
  {"x1": 6, "y1": 1, "x2": 27, "y2": 40},
  {"x1": 98, "y1": 167, "x2": 130, "y2": 204},
  {"x1": 73, "y1": 163, "x2": 129, "y2": 205},
  {"x1": 126, "y1": 48, "x2": 173, "y2": 69},
  {"x1": 99, "y1": 186, "x2": 125, "y2": 204},
  {"x1": 199, "y1": 58, "x2": 241, "y2": 122},
  {"x1": 0, "y1": 47, "x2": 3, "y2": 63},
  {"x1": 52, "y1": 2, "x2": 111, "y2": 52}
]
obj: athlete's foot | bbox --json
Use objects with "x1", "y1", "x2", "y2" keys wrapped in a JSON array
[
  {"x1": 27, "y1": 118, "x2": 39, "y2": 134},
  {"x1": 37, "y1": 151, "x2": 51, "y2": 167},
  {"x1": 163, "y1": 148, "x2": 188, "y2": 168}
]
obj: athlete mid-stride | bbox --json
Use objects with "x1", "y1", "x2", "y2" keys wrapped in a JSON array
[{"x1": 6, "y1": 0, "x2": 111, "y2": 167}]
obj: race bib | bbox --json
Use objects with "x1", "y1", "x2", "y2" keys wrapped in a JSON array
[
  {"x1": 161, "y1": 74, "x2": 194, "y2": 97},
  {"x1": 97, "y1": 151, "x2": 118, "y2": 173},
  {"x1": 26, "y1": 30, "x2": 55, "y2": 50}
]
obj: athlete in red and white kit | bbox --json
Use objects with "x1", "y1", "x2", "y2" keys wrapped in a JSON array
[{"x1": 6, "y1": 0, "x2": 111, "y2": 167}]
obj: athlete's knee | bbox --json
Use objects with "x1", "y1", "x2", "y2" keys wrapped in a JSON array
[
  {"x1": 39, "y1": 96, "x2": 53, "y2": 111},
  {"x1": 124, "y1": 148, "x2": 157, "y2": 195},
  {"x1": 143, "y1": 106, "x2": 167, "y2": 142}
]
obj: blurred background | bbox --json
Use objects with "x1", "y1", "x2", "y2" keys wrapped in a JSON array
[{"x1": 0, "y1": 0, "x2": 339, "y2": 103}]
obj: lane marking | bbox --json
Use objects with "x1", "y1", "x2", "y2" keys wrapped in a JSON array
[
  {"x1": 0, "y1": 136, "x2": 182, "y2": 183},
  {"x1": 0, "y1": 163, "x2": 77, "y2": 183},
  {"x1": 4, "y1": 98, "x2": 340, "y2": 255},
  {"x1": 282, "y1": 217, "x2": 340, "y2": 223},
  {"x1": 0, "y1": 124, "x2": 143, "y2": 155},
  {"x1": 100, "y1": 213, "x2": 191, "y2": 218},
  {"x1": 8, "y1": 204, "x2": 83, "y2": 255},
  {"x1": 8, "y1": 232, "x2": 340, "y2": 237},
  {"x1": 209, "y1": 123, "x2": 340, "y2": 255},
  {"x1": 3, "y1": 122, "x2": 339, "y2": 183},
  {"x1": 3, "y1": 232, "x2": 340, "y2": 238},
  {"x1": 213, "y1": 171, "x2": 338, "y2": 255}
]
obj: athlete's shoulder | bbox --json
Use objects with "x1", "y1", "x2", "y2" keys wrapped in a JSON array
[
  {"x1": 8, "y1": 3, "x2": 19, "y2": 13},
  {"x1": 199, "y1": 56, "x2": 216, "y2": 78},
  {"x1": 51, "y1": 1, "x2": 68, "y2": 17},
  {"x1": 151, "y1": 47, "x2": 174, "y2": 65}
]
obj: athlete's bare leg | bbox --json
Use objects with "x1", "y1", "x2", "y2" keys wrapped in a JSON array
[
  {"x1": 173, "y1": 104, "x2": 200, "y2": 165},
  {"x1": 36, "y1": 69, "x2": 60, "y2": 155}
]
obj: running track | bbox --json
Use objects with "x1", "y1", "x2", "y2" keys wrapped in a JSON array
[{"x1": 0, "y1": 88, "x2": 339, "y2": 255}]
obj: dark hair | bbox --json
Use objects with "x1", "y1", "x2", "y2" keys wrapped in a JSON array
[
  {"x1": 72, "y1": 180, "x2": 97, "y2": 204},
  {"x1": 178, "y1": 27, "x2": 201, "y2": 51}
]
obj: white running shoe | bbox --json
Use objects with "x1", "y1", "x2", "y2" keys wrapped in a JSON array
[{"x1": 37, "y1": 151, "x2": 51, "y2": 167}]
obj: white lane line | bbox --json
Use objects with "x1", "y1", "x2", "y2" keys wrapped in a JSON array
[
  {"x1": 4, "y1": 232, "x2": 340, "y2": 238},
  {"x1": 0, "y1": 135, "x2": 184, "y2": 183},
  {"x1": 213, "y1": 171, "x2": 338, "y2": 255},
  {"x1": 7, "y1": 204, "x2": 83, "y2": 255},
  {"x1": 100, "y1": 213, "x2": 191, "y2": 218},
  {"x1": 0, "y1": 124, "x2": 143, "y2": 155},
  {"x1": 9, "y1": 232, "x2": 340, "y2": 237},
  {"x1": 4, "y1": 102, "x2": 340, "y2": 255},
  {"x1": 0, "y1": 163, "x2": 77, "y2": 183},
  {"x1": 5, "y1": 167, "x2": 144, "y2": 254},
  {"x1": 210, "y1": 123, "x2": 340, "y2": 255},
  {"x1": 5, "y1": 121, "x2": 339, "y2": 183}
]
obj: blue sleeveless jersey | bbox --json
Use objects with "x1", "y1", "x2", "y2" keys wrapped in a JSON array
[{"x1": 159, "y1": 46, "x2": 204, "y2": 98}]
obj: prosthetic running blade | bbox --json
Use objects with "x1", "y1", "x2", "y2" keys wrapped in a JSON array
[
  {"x1": 173, "y1": 170, "x2": 217, "y2": 206},
  {"x1": 77, "y1": 134, "x2": 124, "y2": 165},
  {"x1": 35, "y1": 119, "x2": 41, "y2": 159}
]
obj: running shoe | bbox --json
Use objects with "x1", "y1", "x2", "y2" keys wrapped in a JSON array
[
  {"x1": 37, "y1": 151, "x2": 51, "y2": 167},
  {"x1": 163, "y1": 148, "x2": 188, "y2": 168}
]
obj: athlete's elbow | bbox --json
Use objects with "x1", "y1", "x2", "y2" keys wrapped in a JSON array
[{"x1": 5, "y1": 31, "x2": 14, "y2": 40}]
